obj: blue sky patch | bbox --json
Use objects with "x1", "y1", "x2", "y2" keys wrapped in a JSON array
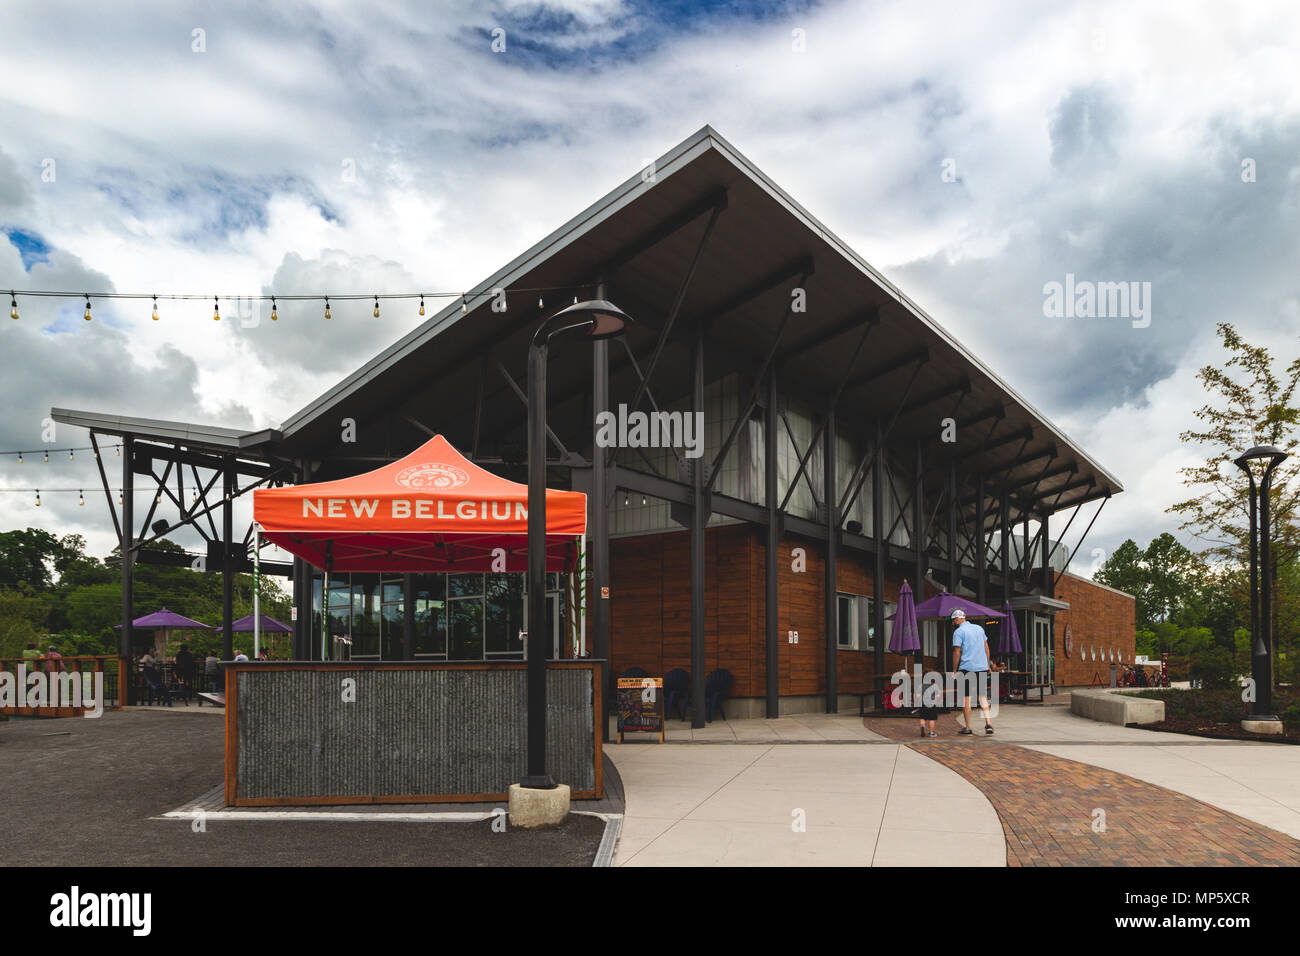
[{"x1": 6, "y1": 229, "x2": 50, "y2": 270}]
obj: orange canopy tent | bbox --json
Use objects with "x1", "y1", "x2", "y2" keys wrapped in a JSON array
[{"x1": 253, "y1": 435, "x2": 586, "y2": 573}]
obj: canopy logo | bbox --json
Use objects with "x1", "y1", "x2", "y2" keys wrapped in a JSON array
[
  {"x1": 395, "y1": 462, "x2": 469, "y2": 489},
  {"x1": 49, "y1": 886, "x2": 151, "y2": 936}
]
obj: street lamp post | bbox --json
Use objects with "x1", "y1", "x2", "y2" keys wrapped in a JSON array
[
  {"x1": 1234, "y1": 445, "x2": 1288, "y2": 730},
  {"x1": 522, "y1": 298, "x2": 631, "y2": 790}
]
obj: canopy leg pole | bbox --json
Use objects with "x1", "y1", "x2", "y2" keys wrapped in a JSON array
[{"x1": 253, "y1": 527, "x2": 261, "y2": 660}]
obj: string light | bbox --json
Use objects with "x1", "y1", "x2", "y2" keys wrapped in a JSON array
[
  {"x1": 9, "y1": 292, "x2": 16, "y2": 321},
  {"x1": 212, "y1": 296, "x2": 220, "y2": 321},
  {"x1": 151, "y1": 295, "x2": 159, "y2": 321},
  {"x1": 83, "y1": 295, "x2": 92, "y2": 321},
  {"x1": 623, "y1": 493, "x2": 629, "y2": 506},
  {"x1": 118, "y1": 491, "x2": 123, "y2": 505},
  {"x1": 17, "y1": 452, "x2": 21, "y2": 464},
  {"x1": 324, "y1": 296, "x2": 331, "y2": 320},
  {"x1": 641, "y1": 495, "x2": 647, "y2": 505},
  {"x1": 270, "y1": 296, "x2": 278, "y2": 321},
  {"x1": 373, "y1": 295, "x2": 380, "y2": 319},
  {"x1": 43, "y1": 449, "x2": 48, "y2": 463},
  {"x1": 68, "y1": 449, "x2": 74, "y2": 461},
  {"x1": 78, "y1": 489, "x2": 84, "y2": 506},
  {"x1": 461, "y1": 295, "x2": 468, "y2": 314},
  {"x1": 418, "y1": 294, "x2": 425, "y2": 317},
  {"x1": 35, "y1": 489, "x2": 40, "y2": 507}
]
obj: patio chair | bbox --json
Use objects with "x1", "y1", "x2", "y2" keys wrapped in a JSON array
[
  {"x1": 663, "y1": 668, "x2": 690, "y2": 721},
  {"x1": 704, "y1": 668, "x2": 734, "y2": 722},
  {"x1": 140, "y1": 668, "x2": 180, "y2": 707}
]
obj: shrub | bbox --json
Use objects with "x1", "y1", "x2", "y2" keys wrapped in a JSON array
[{"x1": 1188, "y1": 647, "x2": 1238, "y2": 689}]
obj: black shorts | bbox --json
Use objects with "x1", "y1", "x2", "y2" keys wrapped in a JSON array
[
  {"x1": 956, "y1": 670, "x2": 990, "y2": 699},
  {"x1": 918, "y1": 705, "x2": 938, "y2": 720}
]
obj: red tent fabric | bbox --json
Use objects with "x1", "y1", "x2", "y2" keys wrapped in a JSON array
[{"x1": 254, "y1": 435, "x2": 586, "y2": 573}]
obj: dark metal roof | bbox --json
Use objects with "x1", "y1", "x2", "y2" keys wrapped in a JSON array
[
  {"x1": 273, "y1": 125, "x2": 1121, "y2": 514},
  {"x1": 50, "y1": 408, "x2": 281, "y2": 456}
]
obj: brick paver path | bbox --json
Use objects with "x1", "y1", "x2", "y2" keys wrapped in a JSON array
[{"x1": 864, "y1": 716, "x2": 1300, "y2": 866}]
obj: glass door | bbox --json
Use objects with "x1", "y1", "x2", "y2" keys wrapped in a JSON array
[{"x1": 1031, "y1": 615, "x2": 1053, "y2": 688}]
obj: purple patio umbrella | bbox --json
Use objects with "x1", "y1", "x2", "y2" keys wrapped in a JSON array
[
  {"x1": 114, "y1": 607, "x2": 213, "y2": 661},
  {"x1": 227, "y1": 613, "x2": 292, "y2": 633},
  {"x1": 888, "y1": 580, "x2": 922, "y2": 654},
  {"x1": 995, "y1": 601, "x2": 1023, "y2": 654},
  {"x1": 900, "y1": 592, "x2": 1006, "y2": 622}
]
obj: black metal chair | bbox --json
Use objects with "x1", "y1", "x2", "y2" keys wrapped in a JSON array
[
  {"x1": 140, "y1": 668, "x2": 181, "y2": 706},
  {"x1": 663, "y1": 668, "x2": 690, "y2": 720},
  {"x1": 704, "y1": 668, "x2": 734, "y2": 722}
]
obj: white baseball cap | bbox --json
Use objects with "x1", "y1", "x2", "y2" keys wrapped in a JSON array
[{"x1": 950, "y1": 608, "x2": 966, "y2": 621}]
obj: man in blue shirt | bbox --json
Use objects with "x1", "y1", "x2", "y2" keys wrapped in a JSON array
[{"x1": 950, "y1": 608, "x2": 994, "y2": 735}]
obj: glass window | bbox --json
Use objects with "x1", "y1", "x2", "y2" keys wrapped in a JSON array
[
  {"x1": 449, "y1": 573, "x2": 484, "y2": 598},
  {"x1": 485, "y1": 574, "x2": 524, "y2": 657},
  {"x1": 351, "y1": 576, "x2": 380, "y2": 658},
  {"x1": 380, "y1": 577, "x2": 404, "y2": 660},
  {"x1": 863, "y1": 597, "x2": 896, "y2": 650},
  {"x1": 414, "y1": 574, "x2": 446, "y2": 658},
  {"x1": 449, "y1": 597, "x2": 483, "y2": 659},
  {"x1": 922, "y1": 620, "x2": 938, "y2": 658},
  {"x1": 836, "y1": 593, "x2": 858, "y2": 650}
]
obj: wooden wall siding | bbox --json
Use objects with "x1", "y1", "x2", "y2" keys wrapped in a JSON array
[{"x1": 611, "y1": 527, "x2": 945, "y2": 700}]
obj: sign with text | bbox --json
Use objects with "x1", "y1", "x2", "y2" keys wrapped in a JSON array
[{"x1": 616, "y1": 677, "x2": 664, "y2": 743}]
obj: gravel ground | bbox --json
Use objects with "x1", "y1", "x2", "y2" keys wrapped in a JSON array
[{"x1": 0, "y1": 709, "x2": 604, "y2": 866}]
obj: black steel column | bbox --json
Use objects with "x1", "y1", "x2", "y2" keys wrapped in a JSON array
[
  {"x1": 914, "y1": 442, "x2": 925, "y2": 671},
  {"x1": 221, "y1": 458, "x2": 234, "y2": 660},
  {"x1": 872, "y1": 423, "x2": 885, "y2": 679},
  {"x1": 592, "y1": 336, "x2": 612, "y2": 739},
  {"x1": 823, "y1": 395, "x2": 837, "y2": 713},
  {"x1": 1259, "y1": 469, "x2": 1276, "y2": 712},
  {"x1": 1022, "y1": 514, "x2": 1031, "y2": 584},
  {"x1": 947, "y1": 460, "x2": 958, "y2": 594},
  {"x1": 403, "y1": 573, "x2": 416, "y2": 660},
  {"x1": 1040, "y1": 510, "x2": 1051, "y2": 598},
  {"x1": 975, "y1": 474, "x2": 987, "y2": 606},
  {"x1": 692, "y1": 327, "x2": 710, "y2": 727},
  {"x1": 120, "y1": 436, "x2": 134, "y2": 664},
  {"x1": 1000, "y1": 485, "x2": 1012, "y2": 604},
  {"x1": 525, "y1": 339, "x2": 553, "y2": 786}
]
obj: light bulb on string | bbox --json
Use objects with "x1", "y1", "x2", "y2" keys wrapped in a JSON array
[
  {"x1": 9, "y1": 292, "x2": 17, "y2": 321},
  {"x1": 213, "y1": 296, "x2": 221, "y2": 321},
  {"x1": 418, "y1": 294, "x2": 425, "y2": 317},
  {"x1": 43, "y1": 449, "x2": 48, "y2": 463},
  {"x1": 68, "y1": 449, "x2": 74, "y2": 461},
  {"x1": 324, "y1": 297, "x2": 331, "y2": 320},
  {"x1": 35, "y1": 489, "x2": 40, "y2": 507},
  {"x1": 118, "y1": 491, "x2": 123, "y2": 505},
  {"x1": 17, "y1": 452, "x2": 22, "y2": 464},
  {"x1": 156, "y1": 492, "x2": 162, "y2": 505},
  {"x1": 623, "y1": 493, "x2": 629, "y2": 506},
  {"x1": 78, "y1": 489, "x2": 84, "y2": 506},
  {"x1": 115, "y1": 445, "x2": 120, "y2": 456},
  {"x1": 461, "y1": 295, "x2": 468, "y2": 314},
  {"x1": 270, "y1": 296, "x2": 278, "y2": 322},
  {"x1": 373, "y1": 295, "x2": 380, "y2": 319},
  {"x1": 641, "y1": 495, "x2": 647, "y2": 506},
  {"x1": 151, "y1": 295, "x2": 159, "y2": 321},
  {"x1": 83, "y1": 295, "x2": 92, "y2": 321}
]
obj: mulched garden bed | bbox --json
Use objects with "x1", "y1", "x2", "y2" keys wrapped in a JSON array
[
  {"x1": 1128, "y1": 686, "x2": 1300, "y2": 743},
  {"x1": 1136, "y1": 716, "x2": 1300, "y2": 744}
]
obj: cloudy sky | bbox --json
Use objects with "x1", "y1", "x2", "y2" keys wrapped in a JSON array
[{"x1": 1, "y1": 0, "x2": 1297, "y2": 570}]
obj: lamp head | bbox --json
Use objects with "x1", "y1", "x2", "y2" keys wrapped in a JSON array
[
  {"x1": 1235, "y1": 445, "x2": 1288, "y2": 474},
  {"x1": 546, "y1": 299, "x2": 632, "y2": 340}
]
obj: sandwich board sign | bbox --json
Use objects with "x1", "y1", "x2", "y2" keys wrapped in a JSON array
[{"x1": 616, "y1": 677, "x2": 664, "y2": 743}]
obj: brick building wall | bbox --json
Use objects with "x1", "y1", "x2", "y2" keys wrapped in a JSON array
[{"x1": 1053, "y1": 572, "x2": 1136, "y2": 687}]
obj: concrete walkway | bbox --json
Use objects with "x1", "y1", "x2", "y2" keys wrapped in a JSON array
[
  {"x1": 608, "y1": 715, "x2": 1004, "y2": 866},
  {"x1": 607, "y1": 706, "x2": 1300, "y2": 865}
]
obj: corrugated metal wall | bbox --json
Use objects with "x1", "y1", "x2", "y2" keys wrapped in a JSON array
[{"x1": 233, "y1": 665, "x2": 596, "y2": 802}]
